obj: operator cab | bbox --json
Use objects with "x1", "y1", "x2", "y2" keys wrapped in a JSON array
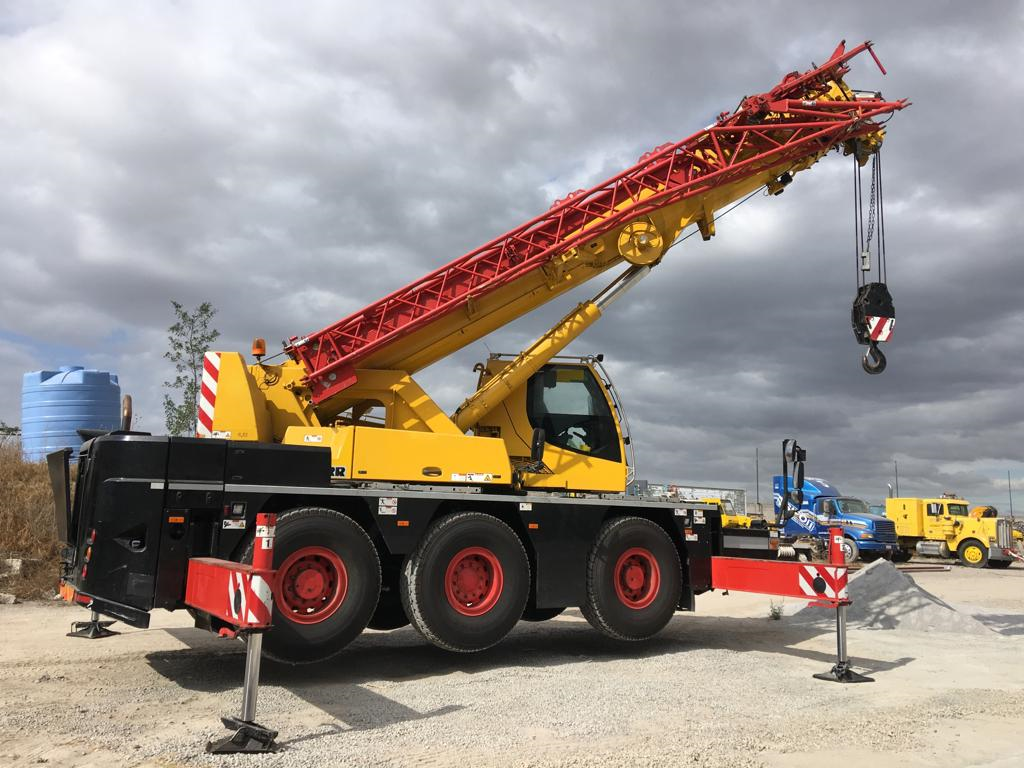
[
  {"x1": 474, "y1": 356, "x2": 631, "y2": 493},
  {"x1": 526, "y1": 365, "x2": 620, "y2": 463}
]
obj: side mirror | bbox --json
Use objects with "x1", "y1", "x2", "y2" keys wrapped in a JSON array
[{"x1": 530, "y1": 428, "x2": 546, "y2": 462}]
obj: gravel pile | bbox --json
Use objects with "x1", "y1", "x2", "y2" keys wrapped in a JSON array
[{"x1": 791, "y1": 559, "x2": 992, "y2": 634}]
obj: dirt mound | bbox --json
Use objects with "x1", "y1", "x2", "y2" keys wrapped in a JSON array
[{"x1": 791, "y1": 559, "x2": 992, "y2": 634}]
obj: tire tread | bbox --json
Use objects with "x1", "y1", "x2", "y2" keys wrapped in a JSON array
[
  {"x1": 401, "y1": 511, "x2": 529, "y2": 653},
  {"x1": 582, "y1": 516, "x2": 681, "y2": 641},
  {"x1": 247, "y1": 506, "x2": 380, "y2": 665}
]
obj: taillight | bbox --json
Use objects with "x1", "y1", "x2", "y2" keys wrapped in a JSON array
[
  {"x1": 89, "y1": 529, "x2": 97, "y2": 544},
  {"x1": 80, "y1": 564, "x2": 88, "y2": 579}
]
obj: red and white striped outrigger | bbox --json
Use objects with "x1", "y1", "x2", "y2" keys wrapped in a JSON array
[
  {"x1": 184, "y1": 512, "x2": 280, "y2": 752},
  {"x1": 711, "y1": 526, "x2": 872, "y2": 683}
]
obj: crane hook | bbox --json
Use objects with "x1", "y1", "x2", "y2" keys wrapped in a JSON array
[{"x1": 861, "y1": 341, "x2": 886, "y2": 375}]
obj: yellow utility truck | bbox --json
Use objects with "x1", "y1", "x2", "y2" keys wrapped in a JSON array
[{"x1": 885, "y1": 497, "x2": 1021, "y2": 568}]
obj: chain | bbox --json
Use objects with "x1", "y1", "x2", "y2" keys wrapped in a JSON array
[{"x1": 865, "y1": 155, "x2": 878, "y2": 252}]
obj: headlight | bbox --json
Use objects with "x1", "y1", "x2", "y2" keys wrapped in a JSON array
[{"x1": 859, "y1": 532, "x2": 874, "y2": 539}]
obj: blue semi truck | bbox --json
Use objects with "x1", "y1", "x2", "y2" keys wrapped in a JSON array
[{"x1": 773, "y1": 476, "x2": 898, "y2": 563}]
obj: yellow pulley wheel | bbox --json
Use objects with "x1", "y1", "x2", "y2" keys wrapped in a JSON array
[{"x1": 617, "y1": 220, "x2": 664, "y2": 266}]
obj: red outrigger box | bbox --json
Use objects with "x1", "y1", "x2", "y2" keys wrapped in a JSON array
[
  {"x1": 711, "y1": 526, "x2": 851, "y2": 609},
  {"x1": 184, "y1": 513, "x2": 277, "y2": 630}
]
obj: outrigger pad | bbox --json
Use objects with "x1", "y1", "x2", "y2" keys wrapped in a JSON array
[
  {"x1": 206, "y1": 717, "x2": 279, "y2": 754},
  {"x1": 67, "y1": 619, "x2": 118, "y2": 639},
  {"x1": 813, "y1": 661, "x2": 874, "y2": 684}
]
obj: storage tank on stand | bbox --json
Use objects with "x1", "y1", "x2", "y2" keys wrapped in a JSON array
[{"x1": 20, "y1": 367, "x2": 121, "y2": 462}]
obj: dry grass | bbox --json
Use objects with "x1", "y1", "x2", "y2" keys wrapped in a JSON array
[{"x1": 0, "y1": 442, "x2": 61, "y2": 599}]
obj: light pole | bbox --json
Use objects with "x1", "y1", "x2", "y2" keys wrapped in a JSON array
[{"x1": 755, "y1": 446, "x2": 760, "y2": 515}]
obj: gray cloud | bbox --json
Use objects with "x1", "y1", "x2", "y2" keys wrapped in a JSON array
[{"x1": 1, "y1": 1, "x2": 1022, "y2": 508}]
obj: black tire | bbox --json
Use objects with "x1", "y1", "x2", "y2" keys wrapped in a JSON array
[
  {"x1": 892, "y1": 548, "x2": 913, "y2": 563},
  {"x1": 401, "y1": 512, "x2": 530, "y2": 652},
  {"x1": 841, "y1": 537, "x2": 860, "y2": 564},
  {"x1": 987, "y1": 559, "x2": 1012, "y2": 570},
  {"x1": 957, "y1": 539, "x2": 989, "y2": 568},
  {"x1": 252, "y1": 507, "x2": 380, "y2": 664},
  {"x1": 521, "y1": 606, "x2": 565, "y2": 622},
  {"x1": 580, "y1": 517, "x2": 682, "y2": 641}
]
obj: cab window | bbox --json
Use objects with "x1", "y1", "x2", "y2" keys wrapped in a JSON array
[
  {"x1": 526, "y1": 365, "x2": 621, "y2": 462},
  {"x1": 947, "y1": 503, "x2": 969, "y2": 516},
  {"x1": 927, "y1": 503, "x2": 943, "y2": 516}
]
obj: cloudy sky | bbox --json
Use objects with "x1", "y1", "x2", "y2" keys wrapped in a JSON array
[{"x1": 2, "y1": 1, "x2": 1021, "y2": 509}]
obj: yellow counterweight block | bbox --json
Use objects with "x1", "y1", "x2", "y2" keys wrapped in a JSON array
[{"x1": 206, "y1": 353, "x2": 321, "y2": 443}]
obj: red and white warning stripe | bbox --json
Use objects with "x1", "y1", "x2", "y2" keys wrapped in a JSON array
[
  {"x1": 797, "y1": 565, "x2": 849, "y2": 600},
  {"x1": 866, "y1": 315, "x2": 894, "y2": 342},
  {"x1": 196, "y1": 351, "x2": 220, "y2": 438},
  {"x1": 226, "y1": 570, "x2": 273, "y2": 626}
]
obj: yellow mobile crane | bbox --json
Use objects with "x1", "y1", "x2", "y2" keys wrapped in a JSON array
[
  {"x1": 202, "y1": 41, "x2": 905, "y2": 497},
  {"x1": 58, "y1": 42, "x2": 906, "y2": 663}
]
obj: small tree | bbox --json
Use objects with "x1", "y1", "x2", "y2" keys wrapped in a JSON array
[
  {"x1": 0, "y1": 421, "x2": 20, "y2": 448},
  {"x1": 163, "y1": 301, "x2": 220, "y2": 436}
]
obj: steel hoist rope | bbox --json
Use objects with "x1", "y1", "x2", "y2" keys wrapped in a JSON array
[{"x1": 851, "y1": 148, "x2": 894, "y2": 374}]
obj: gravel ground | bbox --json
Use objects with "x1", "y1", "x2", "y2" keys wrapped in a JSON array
[{"x1": 1, "y1": 564, "x2": 1023, "y2": 767}]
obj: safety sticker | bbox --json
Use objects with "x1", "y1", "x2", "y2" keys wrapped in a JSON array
[
  {"x1": 451, "y1": 472, "x2": 494, "y2": 483},
  {"x1": 303, "y1": 434, "x2": 324, "y2": 443},
  {"x1": 673, "y1": 508, "x2": 686, "y2": 516},
  {"x1": 212, "y1": 430, "x2": 231, "y2": 439},
  {"x1": 519, "y1": 502, "x2": 532, "y2": 511},
  {"x1": 255, "y1": 525, "x2": 275, "y2": 539},
  {"x1": 378, "y1": 497, "x2": 398, "y2": 516},
  {"x1": 222, "y1": 519, "x2": 247, "y2": 530},
  {"x1": 694, "y1": 512, "x2": 705, "y2": 524}
]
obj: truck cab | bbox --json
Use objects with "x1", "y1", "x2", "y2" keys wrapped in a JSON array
[
  {"x1": 885, "y1": 497, "x2": 1021, "y2": 567},
  {"x1": 773, "y1": 476, "x2": 898, "y2": 563}
]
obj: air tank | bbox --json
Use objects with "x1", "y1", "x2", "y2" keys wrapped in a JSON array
[{"x1": 20, "y1": 367, "x2": 121, "y2": 462}]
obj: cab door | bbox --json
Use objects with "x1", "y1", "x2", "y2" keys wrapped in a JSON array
[
  {"x1": 523, "y1": 364, "x2": 626, "y2": 492},
  {"x1": 922, "y1": 501, "x2": 957, "y2": 541},
  {"x1": 475, "y1": 360, "x2": 627, "y2": 493}
]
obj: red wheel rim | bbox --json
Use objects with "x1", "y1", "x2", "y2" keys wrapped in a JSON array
[
  {"x1": 613, "y1": 547, "x2": 660, "y2": 610},
  {"x1": 444, "y1": 546, "x2": 504, "y2": 616},
  {"x1": 276, "y1": 546, "x2": 348, "y2": 625}
]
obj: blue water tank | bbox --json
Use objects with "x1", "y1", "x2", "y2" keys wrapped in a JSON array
[{"x1": 21, "y1": 367, "x2": 121, "y2": 462}]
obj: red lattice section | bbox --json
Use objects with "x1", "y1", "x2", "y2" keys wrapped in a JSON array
[{"x1": 289, "y1": 41, "x2": 907, "y2": 403}]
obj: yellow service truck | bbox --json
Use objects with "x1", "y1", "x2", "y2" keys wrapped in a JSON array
[{"x1": 885, "y1": 497, "x2": 1022, "y2": 568}]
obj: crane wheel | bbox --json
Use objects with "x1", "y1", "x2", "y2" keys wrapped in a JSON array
[
  {"x1": 401, "y1": 512, "x2": 530, "y2": 652},
  {"x1": 580, "y1": 517, "x2": 682, "y2": 641},
  {"x1": 957, "y1": 539, "x2": 989, "y2": 568},
  {"x1": 251, "y1": 507, "x2": 381, "y2": 664},
  {"x1": 988, "y1": 559, "x2": 1013, "y2": 570}
]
